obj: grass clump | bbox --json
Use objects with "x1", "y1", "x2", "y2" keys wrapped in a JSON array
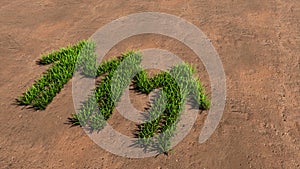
[
  {"x1": 18, "y1": 40, "x2": 96, "y2": 109},
  {"x1": 134, "y1": 64, "x2": 210, "y2": 154},
  {"x1": 72, "y1": 51, "x2": 142, "y2": 130}
]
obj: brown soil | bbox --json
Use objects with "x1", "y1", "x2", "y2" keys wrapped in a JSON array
[{"x1": 0, "y1": 0, "x2": 299, "y2": 168}]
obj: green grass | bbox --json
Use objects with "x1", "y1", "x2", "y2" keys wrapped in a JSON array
[
  {"x1": 18, "y1": 40, "x2": 96, "y2": 109},
  {"x1": 18, "y1": 40, "x2": 210, "y2": 154},
  {"x1": 73, "y1": 51, "x2": 142, "y2": 130},
  {"x1": 133, "y1": 64, "x2": 210, "y2": 153}
]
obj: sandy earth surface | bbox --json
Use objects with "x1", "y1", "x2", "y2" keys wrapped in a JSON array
[{"x1": 0, "y1": 0, "x2": 299, "y2": 168}]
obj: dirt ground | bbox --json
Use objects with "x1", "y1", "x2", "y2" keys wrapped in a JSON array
[{"x1": 0, "y1": 0, "x2": 299, "y2": 168}]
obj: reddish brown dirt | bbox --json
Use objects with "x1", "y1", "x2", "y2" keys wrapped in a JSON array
[{"x1": 0, "y1": 0, "x2": 299, "y2": 168}]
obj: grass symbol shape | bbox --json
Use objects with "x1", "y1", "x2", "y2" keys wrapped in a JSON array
[{"x1": 18, "y1": 40, "x2": 210, "y2": 154}]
